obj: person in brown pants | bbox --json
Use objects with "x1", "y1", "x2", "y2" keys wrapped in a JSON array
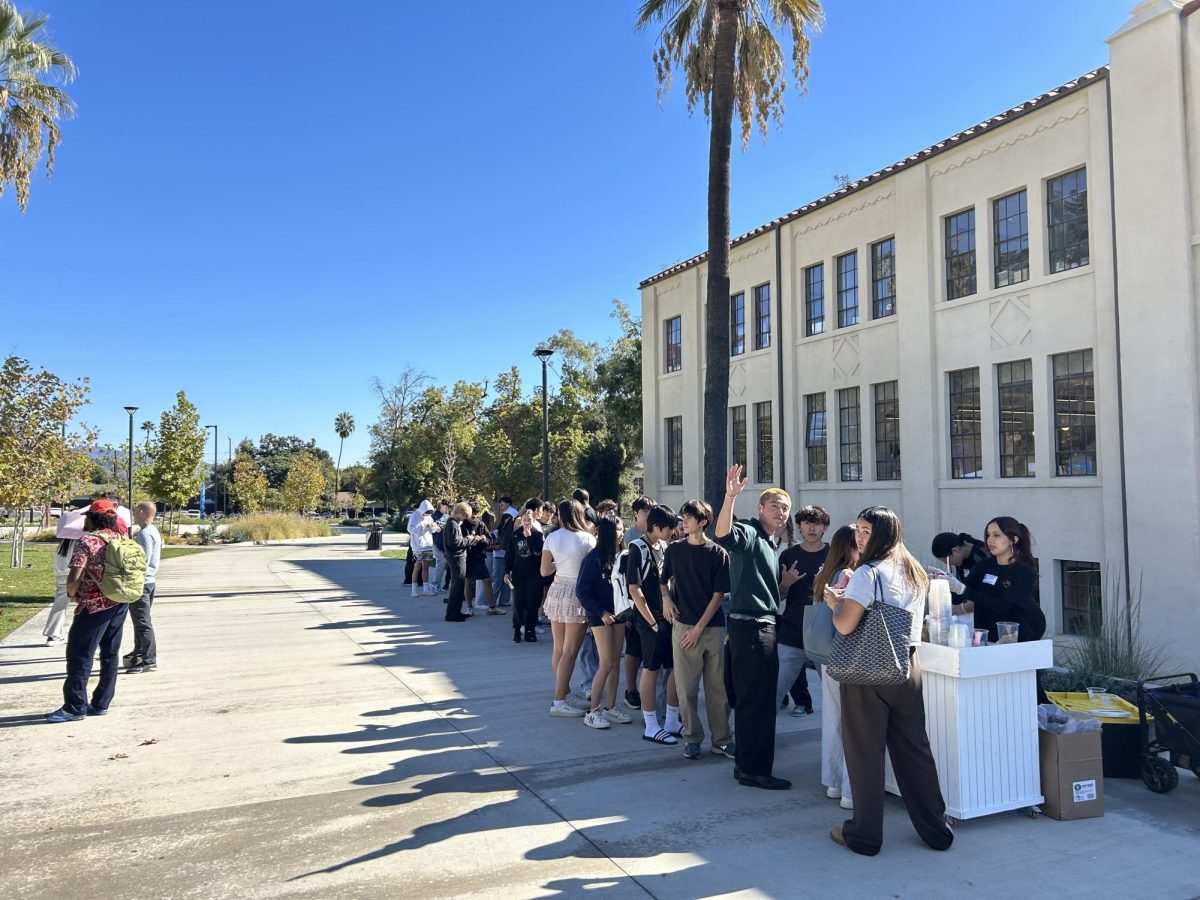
[{"x1": 823, "y1": 506, "x2": 954, "y2": 856}]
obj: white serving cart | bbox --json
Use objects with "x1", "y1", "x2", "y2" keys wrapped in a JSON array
[{"x1": 885, "y1": 639, "x2": 1054, "y2": 823}]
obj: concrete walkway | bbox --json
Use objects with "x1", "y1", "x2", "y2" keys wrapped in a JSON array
[{"x1": 2, "y1": 532, "x2": 1198, "y2": 899}]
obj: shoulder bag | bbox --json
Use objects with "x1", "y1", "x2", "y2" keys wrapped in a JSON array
[
  {"x1": 803, "y1": 601, "x2": 836, "y2": 668},
  {"x1": 826, "y1": 564, "x2": 913, "y2": 686}
]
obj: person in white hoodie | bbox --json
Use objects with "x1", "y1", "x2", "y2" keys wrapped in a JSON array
[{"x1": 408, "y1": 500, "x2": 437, "y2": 597}]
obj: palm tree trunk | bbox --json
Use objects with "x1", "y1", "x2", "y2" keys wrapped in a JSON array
[
  {"x1": 703, "y1": 0, "x2": 740, "y2": 511},
  {"x1": 336, "y1": 438, "x2": 344, "y2": 497}
]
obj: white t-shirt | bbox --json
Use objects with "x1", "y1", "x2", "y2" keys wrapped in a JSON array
[
  {"x1": 844, "y1": 558, "x2": 925, "y2": 646},
  {"x1": 543, "y1": 528, "x2": 596, "y2": 581}
]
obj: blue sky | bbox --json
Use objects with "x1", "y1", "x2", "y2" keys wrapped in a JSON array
[{"x1": 4, "y1": 0, "x2": 1129, "y2": 467}]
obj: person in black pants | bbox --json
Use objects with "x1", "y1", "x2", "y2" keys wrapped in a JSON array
[
  {"x1": 713, "y1": 465, "x2": 793, "y2": 791},
  {"x1": 442, "y1": 502, "x2": 476, "y2": 622},
  {"x1": 505, "y1": 499, "x2": 546, "y2": 641}
]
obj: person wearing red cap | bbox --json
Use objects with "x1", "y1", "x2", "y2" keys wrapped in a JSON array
[{"x1": 46, "y1": 499, "x2": 129, "y2": 723}]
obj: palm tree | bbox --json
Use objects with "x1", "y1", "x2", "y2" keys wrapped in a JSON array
[
  {"x1": 140, "y1": 419, "x2": 155, "y2": 452},
  {"x1": 0, "y1": 2, "x2": 76, "y2": 212},
  {"x1": 333, "y1": 411, "x2": 355, "y2": 501},
  {"x1": 637, "y1": 0, "x2": 821, "y2": 508}
]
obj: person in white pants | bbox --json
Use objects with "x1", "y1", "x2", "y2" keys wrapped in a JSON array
[{"x1": 43, "y1": 539, "x2": 75, "y2": 644}]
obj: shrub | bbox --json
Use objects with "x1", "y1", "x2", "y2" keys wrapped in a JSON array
[
  {"x1": 223, "y1": 513, "x2": 334, "y2": 543},
  {"x1": 22, "y1": 529, "x2": 58, "y2": 542},
  {"x1": 340, "y1": 518, "x2": 362, "y2": 526}
]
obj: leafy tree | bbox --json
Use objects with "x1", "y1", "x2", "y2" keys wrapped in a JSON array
[
  {"x1": 229, "y1": 452, "x2": 268, "y2": 514},
  {"x1": 333, "y1": 411, "x2": 355, "y2": 494},
  {"x1": 338, "y1": 464, "x2": 371, "y2": 496},
  {"x1": 281, "y1": 451, "x2": 325, "y2": 513},
  {"x1": 252, "y1": 433, "x2": 334, "y2": 489},
  {"x1": 144, "y1": 391, "x2": 206, "y2": 520},
  {"x1": 140, "y1": 419, "x2": 155, "y2": 451},
  {"x1": 638, "y1": 0, "x2": 821, "y2": 507},
  {"x1": 367, "y1": 367, "x2": 431, "y2": 508},
  {"x1": 0, "y1": 356, "x2": 90, "y2": 565},
  {"x1": 0, "y1": 2, "x2": 76, "y2": 211}
]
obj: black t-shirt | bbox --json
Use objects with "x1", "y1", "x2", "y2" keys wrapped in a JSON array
[
  {"x1": 962, "y1": 556, "x2": 1046, "y2": 643},
  {"x1": 627, "y1": 539, "x2": 665, "y2": 619},
  {"x1": 956, "y1": 540, "x2": 990, "y2": 581},
  {"x1": 776, "y1": 544, "x2": 829, "y2": 648},
  {"x1": 431, "y1": 512, "x2": 447, "y2": 551},
  {"x1": 506, "y1": 525, "x2": 544, "y2": 581},
  {"x1": 660, "y1": 538, "x2": 730, "y2": 628}
]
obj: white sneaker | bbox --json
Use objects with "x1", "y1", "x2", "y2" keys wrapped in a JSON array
[
  {"x1": 602, "y1": 707, "x2": 632, "y2": 725},
  {"x1": 826, "y1": 786, "x2": 842, "y2": 800},
  {"x1": 583, "y1": 710, "x2": 611, "y2": 729},
  {"x1": 46, "y1": 636, "x2": 66, "y2": 646},
  {"x1": 410, "y1": 586, "x2": 419, "y2": 597},
  {"x1": 840, "y1": 796, "x2": 854, "y2": 810},
  {"x1": 550, "y1": 703, "x2": 586, "y2": 718}
]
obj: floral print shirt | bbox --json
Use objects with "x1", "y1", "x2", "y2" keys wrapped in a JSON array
[{"x1": 69, "y1": 531, "x2": 120, "y2": 614}]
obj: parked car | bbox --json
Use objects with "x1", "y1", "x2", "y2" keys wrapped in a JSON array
[{"x1": 185, "y1": 509, "x2": 201, "y2": 517}]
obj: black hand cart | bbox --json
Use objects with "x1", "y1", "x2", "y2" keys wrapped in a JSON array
[{"x1": 1137, "y1": 672, "x2": 1200, "y2": 793}]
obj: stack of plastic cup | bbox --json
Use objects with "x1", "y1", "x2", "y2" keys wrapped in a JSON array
[{"x1": 928, "y1": 580, "x2": 953, "y2": 646}]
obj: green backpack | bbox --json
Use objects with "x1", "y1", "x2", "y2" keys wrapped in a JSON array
[{"x1": 86, "y1": 533, "x2": 148, "y2": 603}]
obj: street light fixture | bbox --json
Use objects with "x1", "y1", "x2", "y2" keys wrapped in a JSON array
[
  {"x1": 204, "y1": 424, "x2": 218, "y2": 518},
  {"x1": 533, "y1": 346, "x2": 554, "y2": 501},
  {"x1": 123, "y1": 406, "x2": 138, "y2": 511}
]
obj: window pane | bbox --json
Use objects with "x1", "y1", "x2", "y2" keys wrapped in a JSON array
[
  {"x1": 1053, "y1": 349, "x2": 1096, "y2": 476},
  {"x1": 997, "y1": 359, "x2": 1034, "y2": 477},
  {"x1": 730, "y1": 405, "x2": 747, "y2": 470},
  {"x1": 666, "y1": 416, "x2": 683, "y2": 485},
  {"x1": 837, "y1": 252, "x2": 858, "y2": 328},
  {"x1": 730, "y1": 294, "x2": 745, "y2": 356},
  {"x1": 1048, "y1": 167, "x2": 1089, "y2": 273},
  {"x1": 664, "y1": 316, "x2": 682, "y2": 373},
  {"x1": 871, "y1": 238, "x2": 896, "y2": 319},
  {"x1": 945, "y1": 209, "x2": 976, "y2": 300},
  {"x1": 1061, "y1": 560, "x2": 1101, "y2": 636},
  {"x1": 805, "y1": 392, "x2": 827, "y2": 482},
  {"x1": 948, "y1": 367, "x2": 982, "y2": 478},
  {"x1": 805, "y1": 264, "x2": 825, "y2": 336},
  {"x1": 873, "y1": 380, "x2": 901, "y2": 480},
  {"x1": 755, "y1": 401, "x2": 773, "y2": 483},
  {"x1": 993, "y1": 189, "x2": 1029, "y2": 288},
  {"x1": 838, "y1": 387, "x2": 861, "y2": 482},
  {"x1": 754, "y1": 284, "x2": 771, "y2": 350}
]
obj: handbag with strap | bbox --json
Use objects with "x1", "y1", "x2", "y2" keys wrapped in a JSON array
[
  {"x1": 802, "y1": 602, "x2": 836, "y2": 668},
  {"x1": 826, "y1": 564, "x2": 913, "y2": 686}
]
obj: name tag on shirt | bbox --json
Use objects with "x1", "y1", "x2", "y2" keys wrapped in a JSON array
[{"x1": 983, "y1": 574, "x2": 998, "y2": 586}]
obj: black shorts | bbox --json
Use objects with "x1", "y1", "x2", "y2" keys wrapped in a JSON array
[
  {"x1": 466, "y1": 560, "x2": 490, "y2": 580},
  {"x1": 635, "y1": 617, "x2": 673, "y2": 671},
  {"x1": 587, "y1": 611, "x2": 614, "y2": 628},
  {"x1": 625, "y1": 621, "x2": 642, "y2": 658}
]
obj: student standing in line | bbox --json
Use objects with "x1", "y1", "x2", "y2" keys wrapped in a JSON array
[
  {"x1": 44, "y1": 538, "x2": 75, "y2": 646},
  {"x1": 408, "y1": 501, "x2": 436, "y2": 597},
  {"x1": 824, "y1": 506, "x2": 953, "y2": 856},
  {"x1": 713, "y1": 465, "x2": 792, "y2": 790},
  {"x1": 465, "y1": 506, "x2": 501, "y2": 615},
  {"x1": 661, "y1": 499, "x2": 735, "y2": 761},
  {"x1": 621, "y1": 495, "x2": 655, "y2": 710},
  {"x1": 628, "y1": 505, "x2": 681, "y2": 744},
  {"x1": 429, "y1": 499, "x2": 451, "y2": 593},
  {"x1": 811, "y1": 524, "x2": 859, "y2": 810},
  {"x1": 775, "y1": 505, "x2": 831, "y2": 716},
  {"x1": 442, "y1": 502, "x2": 477, "y2": 622},
  {"x1": 575, "y1": 516, "x2": 633, "y2": 729},
  {"x1": 504, "y1": 499, "x2": 545, "y2": 643},
  {"x1": 542, "y1": 499, "x2": 596, "y2": 717},
  {"x1": 493, "y1": 496, "x2": 516, "y2": 608},
  {"x1": 126, "y1": 501, "x2": 162, "y2": 674}
]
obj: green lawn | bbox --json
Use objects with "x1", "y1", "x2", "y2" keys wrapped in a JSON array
[
  {"x1": 0, "y1": 544, "x2": 208, "y2": 642},
  {"x1": 380, "y1": 548, "x2": 409, "y2": 560}
]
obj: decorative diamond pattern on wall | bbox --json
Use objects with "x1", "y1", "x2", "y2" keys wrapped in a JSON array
[
  {"x1": 990, "y1": 294, "x2": 1033, "y2": 349},
  {"x1": 729, "y1": 362, "x2": 748, "y2": 397},
  {"x1": 832, "y1": 335, "x2": 861, "y2": 379}
]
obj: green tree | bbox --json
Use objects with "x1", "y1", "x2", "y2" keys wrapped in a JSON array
[
  {"x1": 144, "y1": 391, "x2": 206, "y2": 521},
  {"x1": 253, "y1": 433, "x2": 334, "y2": 489},
  {"x1": 638, "y1": 0, "x2": 821, "y2": 507},
  {"x1": 229, "y1": 452, "x2": 268, "y2": 514},
  {"x1": 367, "y1": 367, "x2": 431, "y2": 509},
  {"x1": 140, "y1": 419, "x2": 155, "y2": 451},
  {"x1": 0, "y1": 2, "x2": 76, "y2": 211},
  {"x1": 0, "y1": 356, "x2": 90, "y2": 565},
  {"x1": 333, "y1": 411, "x2": 354, "y2": 494},
  {"x1": 281, "y1": 451, "x2": 325, "y2": 513}
]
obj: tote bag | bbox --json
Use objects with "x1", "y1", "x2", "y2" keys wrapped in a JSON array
[
  {"x1": 826, "y1": 565, "x2": 912, "y2": 686},
  {"x1": 803, "y1": 602, "x2": 836, "y2": 668}
]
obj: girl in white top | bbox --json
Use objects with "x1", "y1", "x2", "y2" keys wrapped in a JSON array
[
  {"x1": 823, "y1": 506, "x2": 953, "y2": 857},
  {"x1": 541, "y1": 499, "x2": 596, "y2": 717},
  {"x1": 408, "y1": 500, "x2": 436, "y2": 596}
]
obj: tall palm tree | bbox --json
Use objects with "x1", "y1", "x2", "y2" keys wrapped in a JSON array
[
  {"x1": 333, "y1": 412, "x2": 355, "y2": 498},
  {"x1": 0, "y1": 2, "x2": 76, "y2": 212},
  {"x1": 140, "y1": 419, "x2": 155, "y2": 452},
  {"x1": 637, "y1": 0, "x2": 821, "y2": 508}
]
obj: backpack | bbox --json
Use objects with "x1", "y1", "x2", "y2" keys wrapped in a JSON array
[
  {"x1": 613, "y1": 538, "x2": 656, "y2": 623},
  {"x1": 86, "y1": 533, "x2": 147, "y2": 603}
]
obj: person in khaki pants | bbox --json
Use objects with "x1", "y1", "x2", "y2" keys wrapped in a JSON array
[{"x1": 661, "y1": 499, "x2": 735, "y2": 762}]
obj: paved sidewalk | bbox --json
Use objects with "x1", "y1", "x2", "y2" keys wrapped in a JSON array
[{"x1": 1, "y1": 532, "x2": 1197, "y2": 899}]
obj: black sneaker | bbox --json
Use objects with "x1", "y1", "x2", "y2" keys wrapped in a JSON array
[
  {"x1": 513, "y1": 631, "x2": 522, "y2": 643},
  {"x1": 126, "y1": 662, "x2": 157, "y2": 674},
  {"x1": 524, "y1": 632, "x2": 538, "y2": 642},
  {"x1": 624, "y1": 689, "x2": 641, "y2": 710}
]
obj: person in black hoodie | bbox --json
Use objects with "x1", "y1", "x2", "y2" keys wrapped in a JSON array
[
  {"x1": 930, "y1": 531, "x2": 989, "y2": 582},
  {"x1": 934, "y1": 516, "x2": 1045, "y2": 643},
  {"x1": 443, "y1": 502, "x2": 483, "y2": 622},
  {"x1": 504, "y1": 499, "x2": 546, "y2": 642}
]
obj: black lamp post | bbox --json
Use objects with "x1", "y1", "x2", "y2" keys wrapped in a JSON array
[
  {"x1": 123, "y1": 406, "x2": 138, "y2": 509},
  {"x1": 204, "y1": 424, "x2": 218, "y2": 517},
  {"x1": 533, "y1": 346, "x2": 554, "y2": 501}
]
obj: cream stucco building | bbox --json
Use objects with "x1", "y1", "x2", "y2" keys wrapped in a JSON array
[{"x1": 639, "y1": 1, "x2": 1200, "y2": 671}]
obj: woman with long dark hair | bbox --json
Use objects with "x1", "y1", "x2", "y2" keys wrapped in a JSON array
[
  {"x1": 934, "y1": 516, "x2": 1045, "y2": 643},
  {"x1": 575, "y1": 516, "x2": 632, "y2": 730},
  {"x1": 823, "y1": 506, "x2": 953, "y2": 856},
  {"x1": 542, "y1": 499, "x2": 596, "y2": 717},
  {"x1": 812, "y1": 524, "x2": 859, "y2": 810},
  {"x1": 465, "y1": 506, "x2": 501, "y2": 615}
]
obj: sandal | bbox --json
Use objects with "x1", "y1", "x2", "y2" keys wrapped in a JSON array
[{"x1": 642, "y1": 729, "x2": 678, "y2": 745}]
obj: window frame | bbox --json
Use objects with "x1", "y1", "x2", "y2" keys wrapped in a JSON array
[
  {"x1": 873, "y1": 380, "x2": 901, "y2": 481},
  {"x1": 730, "y1": 293, "x2": 746, "y2": 356},
  {"x1": 997, "y1": 358, "x2": 1035, "y2": 478},
  {"x1": 945, "y1": 207, "x2": 977, "y2": 301},
  {"x1": 665, "y1": 416, "x2": 683, "y2": 485},
  {"x1": 836, "y1": 251, "x2": 859, "y2": 328},
  {"x1": 948, "y1": 367, "x2": 983, "y2": 479},
  {"x1": 753, "y1": 283, "x2": 771, "y2": 350},
  {"x1": 730, "y1": 405, "x2": 747, "y2": 471},
  {"x1": 1047, "y1": 166, "x2": 1090, "y2": 274},
  {"x1": 804, "y1": 263, "x2": 825, "y2": 337},
  {"x1": 664, "y1": 316, "x2": 682, "y2": 374},
  {"x1": 804, "y1": 392, "x2": 827, "y2": 482},
  {"x1": 1060, "y1": 559, "x2": 1102, "y2": 636},
  {"x1": 754, "y1": 400, "x2": 774, "y2": 484},
  {"x1": 1052, "y1": 348, "x2": 1097, "y2": 477},
  {"x1": 837, "y1": 387, "x2": 862, "y2": 482},
  {"x1": 870, "y1": 237, "x2": 896, "y2": 319},
  {"x1": 993, "y1": 188, "x2": 1030, "y2": 288}
]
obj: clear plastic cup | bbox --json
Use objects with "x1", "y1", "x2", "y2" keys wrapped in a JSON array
[
  {"x1": 996, "y1": 621, "x2": 1020, "y2": 644},
  {"x1": 972, "y1": 629, "x2": 987, "y2": 647}
]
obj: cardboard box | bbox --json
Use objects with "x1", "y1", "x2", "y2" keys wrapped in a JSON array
[{"x1": 1039, "y1": 729, "x2": 1105, "y2": 820}]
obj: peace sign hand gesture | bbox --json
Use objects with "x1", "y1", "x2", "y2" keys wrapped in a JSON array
[{"x1": 726, "y1": 464, "x2": 749, "y2": 498}]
